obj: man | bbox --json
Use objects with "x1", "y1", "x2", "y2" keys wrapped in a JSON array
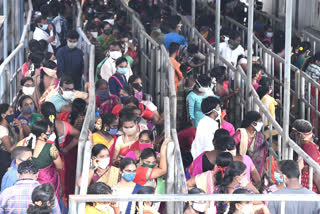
[
  {"x1": 1, "y1": 147, "x2": 32, "y2": 192},
  {"x1": 100, "y1": 41, "x2": 133, "y2": 82},
  {"x1": 49, "y1": 75, "x2": 74, "y2": 113},
  {"x1": 219, "y1": 30, "x2": 245, "y2": 66},
  {"x1": 169, "y1": 42, "x2": 184, "y2": 91},
  {"x1": 181, "y1": 44, "x2": 206, "y2": 68},
  {"x1": 0, "y1": 160, "x2": 60, "y2": 214},
  {"x1": 56, "y1": 30, "x2": 84, "y2": 90},
  {"x1": 164, "y1": 15, "x2": 188, "y2": 50},
  {"x1": 268, "y1": 160, "x2": 320, "y2": 214}
]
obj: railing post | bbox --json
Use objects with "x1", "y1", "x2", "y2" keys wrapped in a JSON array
[
  {"x1": 166, "y1": 140, "x2": 175, "y2": 214},
  {"x1": 282, "y1": 0, "x2": 293, "y2": 160},
  {"x1": 214, "y1": 0, "x2": 221, "y2": 65},
  {"x1": 191, "y1": 0, "x2": 195, "y2": 39},
  {"x1": 3, "y1": 0, "x2": 8, "y2": 59},
  {"x1": 246, "y1": 0, "x2": 254, "y2": 111}
]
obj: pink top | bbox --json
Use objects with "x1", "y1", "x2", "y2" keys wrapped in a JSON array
[
  {"x1": 221, "y1": 121, "x2": 235, "y2": 136},
  {"x1": 22, "y1": 62, "x2": 29, "y2": 78},
  {"x1": 253, "y1": 83, "x2": 259, "y2": 91},
  {"x1": 242, "y1": 155, "x2": 255, "y2": 181}
]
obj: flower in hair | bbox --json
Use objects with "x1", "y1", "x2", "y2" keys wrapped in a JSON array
[
  {"x1": 95, "y1": 118, "x2": 102, "y2": 131},
  {"x1": 216, "y1": 166, "x2": 228, "y2": 178},
  {"x1": 49, "y1": 115, "x2": 55, "y2": 123},
  {"x1": 299, "y1": 47, "x2": 303, "y2": 51}
]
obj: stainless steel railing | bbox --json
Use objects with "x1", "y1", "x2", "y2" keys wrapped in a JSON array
[
  {"x1": 302, "y1": 29, "x2": 320, "y2": 54},
  {"x1": 0, "y1": 0, "x2": 32, "y2": 104}
]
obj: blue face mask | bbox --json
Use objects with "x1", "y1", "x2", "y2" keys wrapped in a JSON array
[
  {"x1": 118, "y1": 67, "x2": 128, "y2": 74},
  {"x1": 122, "y1": 173, "x2": 136, "y2": 182},
  {"x1": 108, "y1": 128, "x2": 118, "y2": 135},
  {"x1": 40, "y1": 24, "x2": 48, "y2": 31},
  {"x1": 5, "y1": 114, "x2": 14, "y2": 123},
  {"x1": 274, "y1": 172, "x2": 284, "y2": 183},
  {"x1": 22, "y1": 106, "x2": 35, "y2": 115}
]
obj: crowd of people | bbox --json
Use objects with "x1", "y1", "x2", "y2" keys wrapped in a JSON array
[{"x1": 0, "y1": 0, "x2": 320, "y2": 214}]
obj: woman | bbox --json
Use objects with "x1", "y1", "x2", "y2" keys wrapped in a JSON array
[
  {"x1": 78, "y1": 144, "x2": 120, "y2": 188},
  {"x1": 17, "y1": 96, "x2": 37, "y2": 137},
  {"x1": 14, "y1": 77, "x2": 35, "y2": 116},
  {"x1": 85, "y1": 182, "x2": 119, "y2": 214},
  {"x1": 257, "y1": 77, "x2": 279, "y2": 128},
  {"x1": 112, "y1": 86, "x2": 135, "y2": 117},
  {"x1": 215, "y1": 161, "x2": 259, "y2": 214},
  {"x1": 183, "y1": 188, "x2": 206, "y2": 214},
  {"x1": 220, "y1": 109, "x2": 235, "y2": 136},
  {"x1": 187, "y1": 152, "x2": 233, "y2": 194},
  {"x1": 93, "y1": 112, "x2": 119, "y2": 159},
  {"x1": 252, "y1": 64, "x2": 264, "y2": 91},
  {"x1": 290, "y1": 119, "x2": 320, "y2": 193},
  {"x1": 227, "y1": 188, "x2": 254, "y2": 214},
  {"x1": 96, "y1": 21, "x2": 116, "y2": 50},
  {"x1": 109, "y1": 57, "x2": 129, "y2": 96},
  {"x1": 134, "y1": 186, "x2": 159, "y2": 214},
  {"x1": 133, "y1": 139, "x2": 169, "y2": 186},
  {"x1": 233, "y1": 111, "x2": 267, "y2": 175},
  {"x1": 186, "y1": 74, "x2": 210, "y2": 128},
  {"x1": 113, "y1": 158, "x2": 141, "y2": 214},
  {"x1": 57, "y1": 98, "x2": 86, "y2": 201},
  {"x1": 41, "y1": 102, "x2": 80, "y2": 150},
  {"x1": 96, "y1": 79, "x2": 120, "y2": 114},
  {"x1": 294, "y1": 42, "x2": 311, "y2": 70},
  {"x1": 113, "y1": 111, "x2": 141, "y2": 164},
  {"x1": 27, "y1": 183, "x2": 55, "y2": 214},
  {"x1": 26, "y1": 120, "x2": 63, "y2": 199}
]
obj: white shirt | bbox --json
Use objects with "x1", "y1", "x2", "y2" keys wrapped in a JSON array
[
  {"x1": 33, "y1": 27, "x2": 59, "y2": 53},
  {"x1": 0, "y1": 125, "x2": 8, "y2": 145},
  {"x1": 100, "y1": 57, "x2": 133, "y2": 81},
  {"x1": 191, "y1": 116, "x2": 219, "y2": 159},
  {"x1": 219, "y1": 41, "x2": 245, "y2": 66}
]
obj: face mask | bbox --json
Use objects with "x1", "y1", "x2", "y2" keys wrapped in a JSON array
[
  {"x1": 155, "y1": 28, "x2": 161, "y2": 33},
  {"x1": 123, "y1": 126, "x2": 137, "y2": 136},
  {"x1": 91, "y1": 32, "x2": 98, "y2": 38},
  {"x1": 40, "y1": 24, "x2": 48, "y2": 31},
  {"x1": 122, "y1": 173, "x2": 136, "y2": 182},
  {"x1": 104, "y1": 29, "x2": 112, "y2": 35},
  {"x1": 108, "y1": 128, "x2": 118, "y2": 135},
  {"x1": 97, "y1": 158, "x2": 110, "y2": 169},
  {"x1": 266, "y1": 32, "x2": 273, "y2": 38},
  {"x1": 47, "y1": 132, "x2": 57, "y2": 144},
  {"x1": 62, "y1": 90, "x2": 74, "y2": 100},
  {"x1": 239, "y1": 203, "x2": 254, "y2": 214},
  {"x1": 22, "y1": 86, "x2": 35, "y2": 96},
  {"x1": 5, "y1": 114, "x2": 14, "y2": 123},
  {"x1": 22, "y1": 106, "x2": 35, "y2": 114},
  {"x1": 135, "y1": 92, "x2": 143, "y2": 102},
  {"x1": 67, "y1": 41, "x2": 78, "y2": 49},
  {"x1": 142, "y1": 162, "x2": 156, "y2": 168},
  {"x1": 253, "y1": 121, "x2": 263, "y2": 132},
  {"x1": 214, "y1": 108, "x2": 222, "y2": 120},
  {"x1": 239, "y1": 176, "x2": 249, "y2": 187},
  {"x1": 139, "y1": 142, "x2": 153, "y2": 151},
  {"x1": 97, "y1": 90, "x2": 110, "y2": 101},
  {"x1": 120, "y1": 96, "x2": 129, "y2": 104},
  {"x1": 177, "y1": 24, "x2": 183, "y2": 31},
  {"x1": 192, "y1": 202, "x2": 207, "y2": 213},
  {"x1": 118, "y1": 67, "x2": 128, "y2": 74},
  {"x1": 198, "y1": 87, "x2": 208, "y2": 93},
  {"x1": 109, "y1": 51, "x2": 122, "y2": 60},
  {"x1": 274, "y1": 172, "x2": 284, "y2": 183},
  {"x1": 229, "y1": 40, "x2": 240, "y2": 50},
  {"x1": 224, "y1": 36, "x2": 230, "y2": 42}
]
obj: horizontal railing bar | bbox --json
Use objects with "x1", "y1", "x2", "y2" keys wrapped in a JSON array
[{"x1": 69, "y1": 194, "x2": 320, "y2": 202}]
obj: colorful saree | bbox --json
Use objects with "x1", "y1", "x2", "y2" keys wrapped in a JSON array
[
  {"x1": 92, "y1": 166, "x2": 120, "y2": 188},
  {"x1": 186, "y1": 152, "x2": 206, "y2": 179},
  {"x1": 38, "y1": 162, "x2": 61, "y2": 198}
]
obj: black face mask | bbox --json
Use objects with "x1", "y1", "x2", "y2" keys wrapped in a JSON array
[
  {"x1": 228, "y1": 40, "x2": 240, "y2": 50},
  {"x1": 104, "y1": 29, "x2": 112, "y2": 35}
]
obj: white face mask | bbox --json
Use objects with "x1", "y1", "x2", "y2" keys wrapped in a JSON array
[
  {"x1": 123, "y1": 126, "x2": 137, "y2": 136},
  {"x1": 266, "y1": 32, "x2": 273, "y2": 38},
  {"x1": 239, "y1": 176, "x2": 249, "y2": 187},
  {"x1": 198, "y1": 87, "x2": 208, "y2": 93},
  {"x1": 214, "y1": 108, "x2": 222, "y2": 120},
  {"x1": 239, "y1": 203, "x2": 254, "y2": 214},
  {"x1": 109, "y1": 51, "x2": 122, "y2": 60},
  {"x1": 224, "y1": 36, "x2": 230, "y2": 42},
  {"x1": 91, "y1": 32, "x2": 98, "y2": 38},
  {"x1": 62, "y1": 90, "x2": 74, "y2": 100},
  {"x1": 97, "y1": 158, "x2": 110, "y2": 169},
  {"x1": 22, "y1": 86, "x2": 35, "y2": 96},
  {"x1": 67, "y1": 41, "x2": 78, "y2": 49},
  {"x1": 192, "y1": 202, "x2": 206, "y2": 212},
  {"x1": 252, "y1": 121, "x2": 263, "y2": 132}
]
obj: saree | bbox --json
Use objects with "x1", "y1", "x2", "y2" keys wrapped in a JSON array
[
  {"x1": 301, "y1": 142, "x2": 320, "y2": 193},
  {"x1": 186, "y1": 152, "x2": 206, "y2": 179},
  {"x1": 93, "y1": 166, "x2": 120, "y2": 188},
  {"x1": 195, "y1": 170, "x2": 215, "y2": 194},
  {"x1": 235, "y1": 128, "x2": 266, "y2": 175},
  {"x1": 38, "y1": 162, "x2": 60, "y2": 198},
  {"x1": 93, "y1": 133, "x2": 117, "y2": 160}
]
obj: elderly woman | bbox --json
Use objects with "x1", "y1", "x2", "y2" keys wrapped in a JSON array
[{"x1": 290, "y1": 119, "x2": 320, "y2": 193}]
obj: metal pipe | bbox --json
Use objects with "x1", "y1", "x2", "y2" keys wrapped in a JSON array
[
  {"x1": 282, "y1": 0, "x2": 293, "y2": 160},
  {"x1": 246, "y1": 0, "x2": 254, "y2": 110},
  {"x1": 191, "y1": 0, "x2": 195, "y2": 39},
  {"x1": 215, "y1": 0, "x2": 221, "y2": 65},
  {"x1": 3, "y1": 0, "x2": 8, "y2": 59}
]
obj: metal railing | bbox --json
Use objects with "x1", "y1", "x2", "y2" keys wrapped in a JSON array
[
  {"x1": 69, "y1": 193, "x2": 320, "y2": 214},
  {"x1": 74, "y1": 0, "x2": 96, "y2": 199},
  {"x1": 302, "y1": 29, "x2": 320, "y2": 54},
  {"x1": 0, "y1": 0, "x2": 32, "y2": 104}
]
